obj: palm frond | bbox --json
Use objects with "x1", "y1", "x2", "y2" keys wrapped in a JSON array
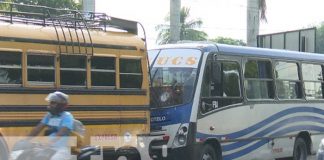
[
  {"x1": 180, "y1": 7, "x2": 191, "y2": 23},
  {"x1": 259, "y1": 0, "x2": 267, "y2": 22},
  {"x1": 183, "y1": 29, "x2": 208, "y2": 41},
  {"x1": 155, "y1": 24, "x2": 169, "y2": 31},
  {"x1": 156, "y1": 6, "x2": 207, "y2": 44},
  {"x1": 184, "y1": 19, "x2": 203, "y2": 29},
  {"x1": 156, "y1": 28, "x2": 171, "y2": 44}
]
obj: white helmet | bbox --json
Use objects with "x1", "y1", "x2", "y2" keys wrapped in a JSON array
[{"x1": 45, "y1": 91, "x2": 69, "y2": 104}]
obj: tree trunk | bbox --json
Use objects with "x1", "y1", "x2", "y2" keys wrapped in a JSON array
[
  {"x1": 83, "y1": 0, "x2": 95, "y2": 12},
  {"x1": 170, "y1": 0, "x2": 181, "y2": 43},
  {"x1": 247, "y1": 0, "x2": 259, "y2": 47}
]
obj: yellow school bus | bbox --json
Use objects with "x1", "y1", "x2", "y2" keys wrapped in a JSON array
[{"x1": 0, "y1": 2, "x2": 149, "y2": 159}]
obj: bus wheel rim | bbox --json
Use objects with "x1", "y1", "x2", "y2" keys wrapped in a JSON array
[{"x1": 202, "y1": 153, "x2": 212, "y2": 160}]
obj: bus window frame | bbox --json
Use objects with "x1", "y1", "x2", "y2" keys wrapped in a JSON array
[
  {"x1": 274, "y1": 60, "x2": 304, "y2": 101},
  {"x1": 119, "y1": 56, "x2": 143, "y2": 89},
  {"x1": 243, "y1": 57, "x2": 275, "y2": 101},
  {"x1": 26, "y1": 52, "x2": 56, "y2": 87},
  {"x1": 213, "y1": 58, "x2": 243, "y2": 97},
  {"x1": 90, "y1": 54, "x2": 116, "y2": 89},
  {"x1": 301, "y1": 62, "x2": 324, "y2": 100},
  {"x1": 59, "y1": 54, "x2": 87, "y2": 88},
  {"x1": 199, "y1": 54, "x2": 244, "y2": 115},
  {"x1": 0, "y1": 49, "x2": 23, "y2": 87}
]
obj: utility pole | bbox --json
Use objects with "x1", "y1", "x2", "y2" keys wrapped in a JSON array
[
  {"x1": 83, "y1": 0, "x2": 95, "y2": 12},
  {"x1": 247, "y1": 0, "x2": 259, "y2": 47},
  {"x1": 170, "y1": 0, "x2": 181, "y2": 43}
]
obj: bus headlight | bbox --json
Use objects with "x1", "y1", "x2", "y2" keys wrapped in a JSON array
[
  {"x1": 173, "y1": 123, "x2": 189, "y2": 147},
  {"x1": 177, "y1": 134, "x2": 187, "y2": 145}
]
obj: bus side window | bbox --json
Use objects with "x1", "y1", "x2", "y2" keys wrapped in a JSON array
[
  {"x1": 201, "y1": 60, "x2": 211, "y2": 97},
  {"x1": 275, "y1": 61, "x2": 302, "y2": 99},
  {"x1": 60, "y1": 55, "x2": 87, "y2": 86},
  {"x1": 0, "y1": 51, "x2": 22, "y2": 85},
  {"x1": 211, "y1": 62, "x2": 222, "y2": 96},
  {"x1": 244, "y1": 60, "x2": 274, "y2": 99},
  {"x1": 200, "y1": 60, "x2": 213, "y2": 113},
  {"x1": 211, "y1": 61, "x2": 241, "y2": 98},
  {"x1": 222, "y1": 63, "x2": 241, "y2": 97},
  {"x1": 302, "y1": 63, "x2": 323, "y2": 99},
  {"x1": 27, "y1": 54, "x2": 55, "y2": 86},
  {"x1": 200, "y1": 60, "x2": 242, "y2": 114},
  {"x1": 91, "y1": 56, "x2": 116, "y2": 88},
  {"x1": 120, "y1": 58, "x2": 143, "y2": 89}
]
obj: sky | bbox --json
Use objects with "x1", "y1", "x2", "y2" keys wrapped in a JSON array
[{"x1": 95, "y1": 0, "x2": 324, "y2": 49}]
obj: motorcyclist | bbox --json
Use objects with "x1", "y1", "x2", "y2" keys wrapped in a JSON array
[{"x1": 27, "y1": 91, "x2": 74, "y2": 160}]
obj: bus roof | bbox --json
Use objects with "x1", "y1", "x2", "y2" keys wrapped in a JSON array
[
  {"x1": 0, "y1": 22, "x2": 145, "y2": 51},
  {"x1": 0, "y1": 2, "x2": 140, "y2": 35},
  {"x1": 152, "y1": 42, "x2": 324, "y2": 63},
  {"x1": 0, "y1": 2, "x2": 146, "y2": 53}
]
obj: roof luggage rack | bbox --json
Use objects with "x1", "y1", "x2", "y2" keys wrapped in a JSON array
[{"x1": 0, "y1": 2, "x2": 147, "y2": 55}]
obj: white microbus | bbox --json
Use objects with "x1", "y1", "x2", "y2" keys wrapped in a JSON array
[{"x1": 148, "y1": 42, "x2": 324, "y2": 160}]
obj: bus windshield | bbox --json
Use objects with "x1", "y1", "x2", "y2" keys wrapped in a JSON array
[{"x1": 149, "y1": 48, "x2": 202, "y2": 108}]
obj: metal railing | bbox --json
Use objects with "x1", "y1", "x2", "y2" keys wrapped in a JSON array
[{"x1": 0, "y1": 2, "x2": 145, "y2": 55}]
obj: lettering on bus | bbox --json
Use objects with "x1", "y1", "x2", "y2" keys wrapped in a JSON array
[
  {"x1": 156, "y1": 57, "x2": 198, "y2": 66},
  {"x1": 151, "y1": 116, "x2": 167, "y2": 122},
  {"x1": 272, "y1": 147, "x2": 283, "y2": 153},
  {"x1": 93, "y1": 134, "x2": 118, "y2": 141}
]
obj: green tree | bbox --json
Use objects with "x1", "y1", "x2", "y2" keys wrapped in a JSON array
[
  {"x1": 209, "y1": 37, "x2": 246, "y2": 46},
  {"x1": 13, "y1": 0, "x2": 81, "y2": 10},
  {"x1": 156, "y1": 7, "x2": 208, "y2": 45},
  {"x1": 0, "y1": 0, "x2": 13, "y2": 10}
]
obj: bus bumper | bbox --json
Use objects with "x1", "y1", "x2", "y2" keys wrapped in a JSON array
[
  {"x1": 137, "y1": 133, "x2": 165, "y2": 160},
  {"x1": 149, "y1": 143, "x2": 199, "y2": 160}
]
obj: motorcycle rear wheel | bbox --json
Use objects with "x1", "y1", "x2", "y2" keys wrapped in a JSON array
[{"x1": 0, "y1": 137, "x2": 8, "y2": 160}]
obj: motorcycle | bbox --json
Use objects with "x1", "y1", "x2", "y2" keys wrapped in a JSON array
[{"x1": 10, "y1": 120, "x2": 100, "y2": 160}]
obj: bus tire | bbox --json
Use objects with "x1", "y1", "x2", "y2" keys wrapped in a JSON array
[
  {"x1": 198, "y1": 144, "x2": 217, "y2": 160},
  {"x1": 126, "y1": 154, "x2": 140, "y2": 160},
  {"x1": 0, "y1": 137, "x2": 8, "y2": 160},
  {"x1": 293, "y1": 137, "x2": 307, "y2": 160}
]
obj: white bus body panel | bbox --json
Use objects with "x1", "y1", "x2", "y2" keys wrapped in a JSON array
[{"x1": 197, "y1": 103, "x2": 324, "y2": 159}]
